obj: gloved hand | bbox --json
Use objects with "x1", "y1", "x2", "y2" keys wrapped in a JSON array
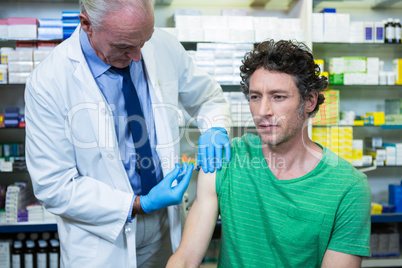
[
  {"x1": 140, "y1": 162, "x2": 194, "y2": 214},
  {"x1": 197, "y1": 127, "x2": 231, "y2": 173}
]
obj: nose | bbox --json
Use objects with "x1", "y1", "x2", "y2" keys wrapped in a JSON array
[
  {"x1": 126, "y1": 46, "x2": 142, "y2": 62},
  {"x1": 259, "y1": 97, "x2": 274, "y2": 117}
]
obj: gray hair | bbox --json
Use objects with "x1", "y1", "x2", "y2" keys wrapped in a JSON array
[{"x1": 79, "y1": 0, "x2": 155, "y2": 30}]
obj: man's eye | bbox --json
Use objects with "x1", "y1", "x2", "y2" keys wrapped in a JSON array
[{"x1": 250, "y1": 95, "x2": 259, "y2": 100}]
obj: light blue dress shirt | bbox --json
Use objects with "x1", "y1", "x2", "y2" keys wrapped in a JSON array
[{"x1": 79, "y1": 30, "x2": 163, "y2": 220}]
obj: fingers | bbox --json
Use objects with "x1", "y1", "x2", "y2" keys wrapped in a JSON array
[
  {"x1": 200, "y1": 147, "x2": 208, "y2": 173},
  {"x1": 207, "y1": 144, "x2": 214, "y2": 173},
  {"x1": 174, "y1": 163, "x2": 194, "y2": 196},
  {"x1": 224, "y1": 140, "x2": 231, "y2": 163},
  {"x1": 215, "y1": 145, "x2": 222, "y2": 170},
  {"x1": 164, "y1": 164, "x2": 181, "y2": 186}
]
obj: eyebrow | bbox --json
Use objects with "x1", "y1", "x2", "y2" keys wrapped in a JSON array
[
  {"x1": 110, "y1": 30, "x2": 154, "y2": 49},
  {"x1": 249, "y1": 89, "x2": 289, "y2": 94}
]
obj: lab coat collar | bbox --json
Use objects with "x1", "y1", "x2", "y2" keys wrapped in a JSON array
[{"x1": 79, "y1": 29, "x2": 110, "y2": 79}]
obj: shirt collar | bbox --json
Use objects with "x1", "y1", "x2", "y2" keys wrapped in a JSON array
[{"x1": 79, "y1": 29, "x2": 111, "y2": 78}]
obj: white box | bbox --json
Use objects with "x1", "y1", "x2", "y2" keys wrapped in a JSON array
[
  {"x1": 33, "y1": 50, "x2": 51, "y2": 61},
  {"x1": 0, "y1": 25, "x2": 8, "y2": 39},
  {"x1": 0, "y1": 47, "x2": 15, "y2": 64},
  {"x1": 177, "y1": 28, "x2": 204, "y2": 42},
  {"x1": 337, "y1": 14, "x2": 350, "y2": 43},
  {"x1": 229, "y1": 29, "x2": 255, "y2": 43},
  {"x1": 8, "y1": 24, "x2": 37, "y2": 39},
  {"x1": 366, "y1": 57, "x2": 379, "y2": 85},
  {"x1": 175, "y1": 15, "x2": 202, "y2": 29},
  {"x1": 227, "y1": 16, "x2": 254, "y2": 30},
  {"x1": 324, "y1": 13, "x2": 337, "y2": 42},
  {"x1": 203, "y1": 29, "x2": 230, "y2": 42},
  {"x1": 8, "y1": 61, "x2": 33, "y2": 72},
  {"x1": 374, "y1": 21, "x2": 385, "y2": 43},
  {"x1": 0, "y1": 64, "x2": 7, "y2": 84},
  {"x1": 0, "y1": 241, "x2": 10, "y2": 268},
  {"x1": 8, "y1": 72, "x2": 30, "y2": 84},
  {"x1": 7, "y1": 50, "x2": 33, "y2": 61},
  {"x1": 312, "y1": 13, "x2": 324, "y2": 42},
  {"x1": 349, "y1": 22, "x2": 364, "y2": 43},
  {"x1": 202, "y1": 16, "x2": 227, "y2": 29},
  {"x1": 364, "y1": 22, "x2": 374, "y2": 43}
]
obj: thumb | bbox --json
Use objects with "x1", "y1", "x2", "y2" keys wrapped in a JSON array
[
  {"x1": 163, "y1": 165, "x2": 181, "y2": 186},
  {"x1": 173, "y1": 163, "x2": 194, "y2": 195}
]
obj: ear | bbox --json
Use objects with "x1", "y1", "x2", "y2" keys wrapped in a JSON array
[
  {"x1": 305, "y1": 91, "x2": 318, "y2": 113},
  {"x1": 79, "y1": 12, "x2": 93, "y2": 35}
]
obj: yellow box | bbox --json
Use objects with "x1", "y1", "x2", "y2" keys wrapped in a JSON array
[
  {"x1": 353, "y1": 149, "x2": 363, "y2": 160},
  {"x1": 366, "y1": 112, "x2": 385, "y2": 126},
  {"x1": 371, "y1": 203, "x2": 383, "y2": 214},
  {"x1": 354, "y1": 120, "x2": 364, "y2": 126},
  {"x1": 393, "y1": 59, "x2": 402, "y2": 85}
]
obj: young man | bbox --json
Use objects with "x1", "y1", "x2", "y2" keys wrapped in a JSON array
[
  {"x1": 24, "y1": 0, "x2": 230, "y2": 267},
  {"x1": 167, "y1": 40, "x2": 371, "y2": 267}
]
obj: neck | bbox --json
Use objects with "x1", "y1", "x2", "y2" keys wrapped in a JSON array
[{"x1": 261, "y1": 127, "x2": 323, "y2": 180}]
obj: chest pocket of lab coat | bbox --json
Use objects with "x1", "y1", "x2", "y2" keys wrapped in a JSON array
[
  {"x1": 156, "y1": 79, "x2": 180, "y2": 125},
  {"x1": 278, "y1": 207, "x2": 324, "y2": 246}
]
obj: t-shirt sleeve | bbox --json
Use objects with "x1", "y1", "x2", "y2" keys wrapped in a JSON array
[
  {"x1": 327, "y1": 174, "x2": 371, "y2": 257},
  {"x1": 216, "y1": 139, "x2": 237, "y2": 196}
]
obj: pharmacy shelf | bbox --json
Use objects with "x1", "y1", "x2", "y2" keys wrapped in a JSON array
[
  {"x1": 362, "y1": 258, "x2": 402, "y2": 267},
  {"x1": 381, "y1": 125, "x2": 402, "y2": 129},
  {"x1": 314, "y1": 125, "x2": 402, "y2": 129},
  {"x1": 371, "y1": 213, "x2": 402, "y2": 223},
  {"x1": 327, "y1": 85, "x2": 402, "y2": 89},
  {"x1": 0, "y1": 222, "x2": 57, "y2": 233},
  {"x1": 0, "y1": 171, "x2": 28, "y2": 174}
]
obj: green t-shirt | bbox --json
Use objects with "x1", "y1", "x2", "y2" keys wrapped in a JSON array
[{"x1": 216, "y1": 134, "x2": 371, "y2": 268}]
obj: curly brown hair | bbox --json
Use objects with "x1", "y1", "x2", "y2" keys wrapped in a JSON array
[{"x1": 240, "y1": 40, "x2": 327, "y2": 117}]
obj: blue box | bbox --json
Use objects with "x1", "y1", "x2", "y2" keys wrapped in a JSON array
[{"x1": 389, "y1": 185, "x2": 402, "y2": 213}]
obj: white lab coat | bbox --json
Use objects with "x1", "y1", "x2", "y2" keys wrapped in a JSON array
[{"x1": 25, "y1": 27, "x2": 230, "y2": 268}]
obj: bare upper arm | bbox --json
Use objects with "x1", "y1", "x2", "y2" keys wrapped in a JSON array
[
  {"x1": 321, "y1": 249, "x2": 362, "y2": 268},
  {"x1": 166, "y1": 170, "x2": 219, "y2": 268}
]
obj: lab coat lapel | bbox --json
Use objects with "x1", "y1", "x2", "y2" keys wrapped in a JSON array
[
  {"x1": 142, "y1": 44, "x2": 175, "y2": 175},
  {"x1": 65, "y1": 28, "x2": 131, "y2": 193}
]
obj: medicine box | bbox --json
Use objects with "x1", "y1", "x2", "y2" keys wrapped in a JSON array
[{"x1": 389, "y1": 185, "x2": 402, "y2": 213}]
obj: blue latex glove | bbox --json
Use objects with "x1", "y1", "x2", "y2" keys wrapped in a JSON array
[
  {"x1": 197, "y1": 127, "x2": 231, "y2": 173},
  {"x1": 140, "y1": 162, "x2": 194, "y2": 214}
]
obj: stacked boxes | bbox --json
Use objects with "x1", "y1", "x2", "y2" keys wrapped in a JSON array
[
  {"x1": 38, "y1": 18, "x2": 63, "y2": 40},
  {"x1": 62, "y1": 11, "x2": 80, "y2": 39},
  {"x1": 27, "y1": 204, "x2": 56, "y2": 222},
  {"x1": 174, "y1": 14, "x2": 303, "y2": 43},
  {"x1": 224, "y1": 92, "x2": 253, "y2": 127},
  {"x1": 328, "y1": 56, "x2": 398, "y2": 85},
  {"x1": 352, "y1": 139, "x2": 363, "y2": 166},
  {"x1": 312, "y1": 126, "x2": 353, "y2": 164},
  {"x1": 365, "y1": 137, "x2": 386, "y2": 166},
  {"x1": 7, "y1": 50, "x2": 33, "y2": 84},
  {"x1": 191, "y1": 43, "x2": 253, "y2": 85},
  {"x1": 0, "y1": 19, "x2": 7, "y2": 39},
  {"x1": 383, "y1": 143, "x2": 402, "y2": 166},
  {"x1": 312, "y1": 89, "x2": 339, "y2": 126},
  {"x1": 7, "y1": 17, "x2": 38, "y2": 40},
  {"x1": 5, "y1": 183, "x2": 30, "y2": 223},
  {"x1": 343, "y1": 57, "x2": 367, "y2": 85}
]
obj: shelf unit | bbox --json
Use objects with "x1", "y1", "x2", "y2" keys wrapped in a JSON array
[
  {"x1": 1, "y1": 0, "x2": 402, "y2": 266},
  {"x1": 0, "y1": 222, "x2": 57, "y2": 233}
]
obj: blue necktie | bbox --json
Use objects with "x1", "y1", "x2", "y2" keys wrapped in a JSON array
[{"x1": 112, "y1": 66, "x2": 157, "y2": 195}]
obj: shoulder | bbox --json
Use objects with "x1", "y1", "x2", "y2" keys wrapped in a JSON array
[{"x1": 321, "y1": 148, "x2": 369, "y2": 190}]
